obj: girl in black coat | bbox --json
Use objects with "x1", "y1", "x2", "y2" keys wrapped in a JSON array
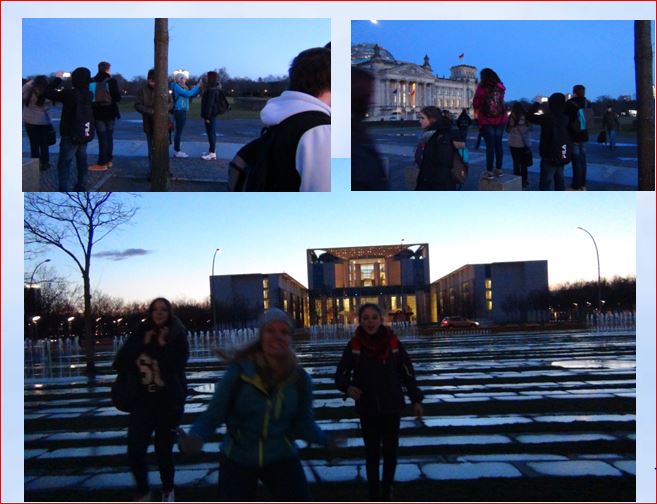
[
  {"x1": 415, "y1": 106, "x2": 457, "y2": 191},
  {"x1": 113, "y1": 298, "x2": 189, "y2": 502},
  {"x1": 335, "y1": 303, "x2": 423, "y2": 500}
]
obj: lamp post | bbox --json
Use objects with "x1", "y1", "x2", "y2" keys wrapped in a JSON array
[
  {"x1": 577, "y1": 227, "x2": 602, "y2": 315},
  {"x1": 29, "y1": 259, "x2": 51, "y2": 286},
  {"x1": 211, "y1": 248, "x2": 221, "y2": 332},
  {"x1": 399, "y1": 239, "x2": 405, "y2": 321}
]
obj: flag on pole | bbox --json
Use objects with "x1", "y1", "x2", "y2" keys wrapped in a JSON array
[{"x1": 458, "y1": 53, "x2": 465, "y2": 59}]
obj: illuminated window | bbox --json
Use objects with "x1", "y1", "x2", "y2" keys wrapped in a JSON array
[
  {"x1": 284, "y1": 299, "x2": 288, "y2": 311},
  {"x1": 264, "y1": 299, "x2": 270, "y2": 310},
  {"x1": 485, "y1": 279, "x2": 492, "y2": 289},
  {"x1": 344, "y1": 298, "x2": 350, "y2": 311},
  {"x1": 487, "y1": 301, "x2": 493, "y2": 311},
  {"x1": 486, "y1": 291, "x2": 492, "y2": 301},
  {"x1": 263, "y1": 278, "x2": 269, "y2": 289}
]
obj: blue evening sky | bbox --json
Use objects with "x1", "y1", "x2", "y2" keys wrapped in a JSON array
[
  {"x1": 25, "y1": 185, "x2": 636, "y2": 304},
  {"x1": 352, "y1": 20, "x2": 654, "y2": 101},
  {"x1": 22, "y1": 18, "x2": 330, "y2": 80}
]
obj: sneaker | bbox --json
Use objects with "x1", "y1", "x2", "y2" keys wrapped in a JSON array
[
  {"x1": 483, "y1": 171, "x2": 494, "y2": 180},
  {"x1": 88, "y1": 164, "x2": 109, "y2": 172},
  {"x1": 174, "y1": 151, "x2": 189, "y2": 158},
  {"x1": 201, "y1": 152, "x2": 216, "y2": 161},
  {"x1": 494, "y1": 169, "x2": 503, "y2": 177},
  {"x1": 161, "y1": 489, "x2": 175, "y2": 502}
]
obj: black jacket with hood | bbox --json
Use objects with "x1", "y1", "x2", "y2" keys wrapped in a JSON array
[
  {"x1": 526, "y1": 92, "x2": 571, "y2": 160},
  {"x1": 416, "y1": 116, "x2": 458, "y2": 191},
  {"x1": 43, "y1": 67, "x2": 91, "y2": 138}
]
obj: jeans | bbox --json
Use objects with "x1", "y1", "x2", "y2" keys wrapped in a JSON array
[
  {"x1": 481, "y1": 124, "x2": 505, "y2": 172},
  {"x1": 360, "y1": 414, "x2": 401, "y2": 500},
  {"x1": 57, "y1": 136, "x2": 88, "y2": 191},
  {"x1": 95, "y1": 119, "x2": 115, "y2": 165},
  {"x1": 607, "y1": 128, "x2": 617, "y2": 150},
  {"x1": 539, "y1": 159, "x2": 565, "y2": 191},
  {"x1": 571, "y1": 142, "x2": 587, "y2": 189},
  {"x1": 510, "y1": 146, "x2": 528, "y2": 184},
  {"x1": 25, "y1": 123, "x2": 51, "y2": 164},
  {"x1": 218, "y1": 456, "x2": 310, "y2": 502},
  {"x1": 145, "y1": 133, "x2": 153, "y2": 172},
  {"x1": 173, "y1": 110, "x2": 187, "y2": 152},
  {"x1": 204, "y1": 118, "x2": 216, "y2": 153}
]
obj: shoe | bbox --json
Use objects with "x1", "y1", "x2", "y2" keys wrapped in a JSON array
[
  {"x1": 201, "y1": 152, "x2": 216, "y2": 161},
  {"x1": 483, "y1": 171, "x2": 494, "y2": 180},
  {"x1": 161, "y1": 489, "x2": 175, "y2": 502},
  {"x1": 494, "y1": 169, "x2": 503, "y2": 177},
  {"x1": 135, "y1": 490, "x2": 152, "y2": 501},
  {"x1": 174, "y1": 151, "x2": 189, "y2": 158},
  {"x1": 88, "y1": 164, "x2": 108, "y2": 172}
]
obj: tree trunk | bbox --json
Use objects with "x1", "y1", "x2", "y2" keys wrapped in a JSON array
[
  {"x1": 83, "y1": 273, "x2": 95, "y2": 375},
  {"x1": 634, "y1": 20, "x2": 655, "y2": 191},
  {"x1": 151, "y1": 19, "x2": 170, "y2": 191}
]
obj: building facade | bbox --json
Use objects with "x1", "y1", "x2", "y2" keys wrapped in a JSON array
[
  {"x1": 307, "y1": 244, "x2": 431, "y2": 324},
  {"x1": 352, "y1": 43, "x2": 478, "y2": 121},
  {"x1": 430, "y1": 260, "x2": 550, "y2": 324}
]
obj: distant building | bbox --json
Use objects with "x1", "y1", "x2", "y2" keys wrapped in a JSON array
[
  {"x1": 430, "y1": 260, "x2": 550, "y2": 324},
  {"x1": 352, "y1": 43, "x2": 478, "y2": 120},
  {"x1": 307, "y1": 243, "x2": 431, "y2": 324},
  {"x1": 210, "y1": 273, "x2": 309, "y2": 329}
]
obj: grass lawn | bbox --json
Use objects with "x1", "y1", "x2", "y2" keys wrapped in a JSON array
[{"x1": 118, "y1": 96, "x2": 263, "y2": 120}]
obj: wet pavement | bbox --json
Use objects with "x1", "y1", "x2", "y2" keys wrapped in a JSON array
[{"x1": 24, "y1": 328, "x2": 635, "y2": 501}]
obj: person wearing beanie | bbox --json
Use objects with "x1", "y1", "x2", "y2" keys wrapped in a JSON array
[
  {"x1": 335, "y1": 303, "x2": 423, "y2": 501},
  {"x1": 170, "y1": 72, "x2": 201, "y2": 158},
  {"x1": 179, "y1": 308, "x2": 332, "y2": 501}
]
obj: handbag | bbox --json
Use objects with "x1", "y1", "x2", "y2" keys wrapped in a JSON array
[
  {"x1": 521, "y1": 146, "x2": 533, "y2": 167},
  {"x1": 46, "y1": 124, "x2": 57, "y2": 146},
  {"x1": 111, "y1": 370, "x2": 140, "y2": 412},
  {"x1": 451, "y1": 140, "x2": 469, "y2": 185}
]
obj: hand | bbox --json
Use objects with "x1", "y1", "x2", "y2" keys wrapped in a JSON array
[
  {"x1": 55, "y1": 70, "x2": 65, "y2": 79},
  {"x1": 177, "y1": 428, "x2": 203, "y2": 455},
  {"x1": 157, "y1": 327, "x2": 169, "y2": 346},
  {"x1": 412, "y1": 402, "x2": 424, "y2": 420},
  {"x1": 346, "y1": 386, "x2": 362, "y2": 401}
]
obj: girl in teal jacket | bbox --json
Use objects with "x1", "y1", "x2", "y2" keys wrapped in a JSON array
[{"x1": 170, "y1": 73, "x2": 201, "y2": 158}]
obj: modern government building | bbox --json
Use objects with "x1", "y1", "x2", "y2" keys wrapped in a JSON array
[
  {"x1": 351, "y1": 43, "x2": 479, "y2": 121},
  {"x1": 209, "y1": 243, "x2": 549, "y2": 328}
]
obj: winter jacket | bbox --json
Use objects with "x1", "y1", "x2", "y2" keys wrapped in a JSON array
[
  {"x1": 351, "y1": 118, "x2": 388, "y2": 190},
  {"x1": 526, "y1": 94, "x2": 570, "y2": 161},
  {"x1": 472, "y1": 81, "x2": 508, "y2": 126},
  {"x1": 200, "y1": 85, "x2": 224, "y2": 120},
  {"x1": 506, "y1": 113, "x2": 532, "y2": 148},
  {"x1": 22, "y1": 81, "x2": 53, "y2": 125},
  {"x1": 602, "y1": 110, "x2": 619, "y2": 131},
  {"x1": 112, "y1": 316, "x2": 189, "y2": 412},
  {"x1": 134, "y1": 83, "x2": 173, "y2": 135},
  {"x1": 190, "y1": 357, "x2": 329, "y2": 468},
  {"x1": 171, "y1": 82, "x2": 201, "y2": 112},
  {"x1": 566, "y1": 96, "x2": 593, "y2": 143},
  {"x1": 335, "y1": 327, "x2": 423, "y2": 417},
  {"x1": 415, "y1": 116, "x2": 458, "y2": 191},
  {"x1": 43, "y1": 69, "x2": 92, "y2": 138},
  {"x1": 260, "y1": 90, "x2": 331, "y2": 192},
  {"x1": 456, "y1": 111, "x2": 472, "y2": 130},
  {"x1": 90, "y1": 71, "x2": 122, "y2": 121}
]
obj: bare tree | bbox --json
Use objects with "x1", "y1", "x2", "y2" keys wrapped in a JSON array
[
  {"x1": 24, "y1": 193, "x2": 137, "y2": 375},
  {"x1": 634, "y1": 20, "x2": 655, "y2": 190},
  {"x1": 151, "y1": 18, "x2": 170, "y2": 191}
]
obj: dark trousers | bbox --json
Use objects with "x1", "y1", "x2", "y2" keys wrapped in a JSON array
[
  {"x1": 127, "y1": 401, "x2": 180, "y2": 495},
  {"x1": 218, "y1": 456, "x2": 310, "y2": 502},
  {"x1": 95, "y1": 119, "x2": 115, "y2": 164},
  {"x1": 145, "y1": 133, "x2": 153, "y2": 173},
  {"x1": 539, "y1": 159, "x2": 565, "y2": 191},
  {"x1": 360, "y1": 414, "x2": 401, "y2": 500},
  {"x1": 25, "y1": 123, "x2": 51, "y2": 164},
  {"x1": 57, "y1": 136, "x2": 88, "y2": 191},
  {"x1": 510, "y1": 146, "x2": 528, "y2": 184},
  {"x1": 204, "y1": 118, "x2": 216, "y2": 153},
  {"x1": 173, "y1": 110, "x2": 187, "y2": 152},
  {"x1": 481, "y1": 124, "x2": 505, "y2": 172},
  {"x1": 571, "y1": 142, "x2": 587, "y2": 189}
]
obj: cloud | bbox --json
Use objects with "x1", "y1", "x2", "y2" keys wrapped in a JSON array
[{"x1": 94, "y1": 248, "x2": 153, "y2": 261}]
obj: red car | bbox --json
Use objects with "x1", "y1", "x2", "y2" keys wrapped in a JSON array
[{"x1": 441, "y1": 316, "x2": 479, "y2": 328}]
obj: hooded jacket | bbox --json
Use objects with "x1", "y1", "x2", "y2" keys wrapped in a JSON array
[
  {"x1": 171, "y1": 81, "x2": 201, "y2": 112},
  {"x1": 260, "y1": 90, "x2": 331, "y2": 192},
  {"x1": 472, "y1": 81, "x2": 508, "y2": 126},
  {"x1": 526, "y1": 92, "x2": 571, "y2": 161},
  {"x1": 415, "y1": 116, "x2": 458, "y2": 190},
  {"x1": 201, "y1": 83, "x2": 224, "y2": 120},
  {"x1": 43, "y1": 67, "x2": 92, "y2": 138}
]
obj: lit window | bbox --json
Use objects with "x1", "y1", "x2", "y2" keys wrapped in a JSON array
[
  {"x1": 487, "y1": 301, "x2": 493, "y2": 311},
  {"x1": 485, "y1": 279, "x2": 492, "y2": 289},
  {"x1": 263, "y1": 279, "x2": 269, "y2": 289},
  {"x1": 264, "y1": 300, "x2": 270, "y2": 310},
  {"x1": 485, "y1": 291, "x2": 492, "y2": 300}
]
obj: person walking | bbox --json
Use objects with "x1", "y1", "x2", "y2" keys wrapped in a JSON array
[
  {"x1": 456, "y1": 108, "x2": 472, "y2": 142},
  {"x1": 113, "y1": 298, "x2": 189, "y2": 502},
  {"x1": 22, "y1": 75, "x2": 54, "y2": 171},
  {"x1": 179, "y1": 308, "x2": 333, "y2": 501},
  {"x1": 171, "y1": 72, "x2": 201, "y2": 158},
  {"x1": 414, "y1": 106, "x2": 457, "y2": 190},
  {"x1": 335, "y1": 303, "x2": 424, "y2": 501},
  {"x1": 89, "y1": 61, "x2": 122, "y2": 171},
  {"x1": 200, "y1": 71, "x2": 226, "y2": 161},
  {"x1": 602, "y1": 104, "x2": 620, "y2": 151},
  {"x1": 506, "y1": 102, "x2": 532, "y2": 188},
  {"x1": 566, "y1": 85, "x2": 594, "y2": 190},
  {"x1": 472, "y1": 68, "x2": 507, "y2": 178}
]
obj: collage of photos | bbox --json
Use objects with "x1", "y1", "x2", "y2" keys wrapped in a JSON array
[{"x1": 11, "y1": 7, "x2": 654, "y2": 504}]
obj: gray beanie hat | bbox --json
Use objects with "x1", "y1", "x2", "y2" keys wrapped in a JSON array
[{"x1": 258, "y1": 308, "x2": 294, "y2": 334}]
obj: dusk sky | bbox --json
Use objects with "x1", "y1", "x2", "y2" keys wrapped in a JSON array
[
  {"x1": 352, "y1": 20, "x2": 654, "y2": 101},
  {"x1": 24, "y1": 188, "x2": 636, "y2": 304},
  {"x1": 22, "y1": 18, "x2": 330, "y2": 80}
]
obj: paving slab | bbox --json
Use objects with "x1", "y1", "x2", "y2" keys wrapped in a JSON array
[
  {"x1": 423, "y1": 462, "x2": 523, "y2": 480},
  {"x1": 527, "y1": 460, "x2": 623, "y2": 477}
]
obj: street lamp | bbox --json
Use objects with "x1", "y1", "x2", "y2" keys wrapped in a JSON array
[
  {"x1": 29, "y1": 259, "x2": 51, "y2": 286},
  {"x1": 211, "y1": 248, "x2": 222, "y2": 331},
  {"x1": 577, "y1": 227, "x2": 602, "y2": 315}
]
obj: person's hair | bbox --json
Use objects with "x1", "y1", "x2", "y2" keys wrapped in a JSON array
[
  {"x1": 98, "y1": 61, "x2": 111, "y2": 73},
  {"x1": 420, "y1": 106, "x2": 442, "y2": 123},
  {"x1": 28, "y1": 75, "x2": 49, "y2": 107},
  {"x1": 511, "y1": 101, "x2": 526, "y2": 118},
  {"x1": 147, "y1": 297, "x2": 173, "y2": 326},
  {"x1": 358, "y1": 303, "x2": 383, "y2": 321},
  {"x1": 174, "y1": 73, "x2": 187, "y2": 84},
  {"x1": 480, "y1": 68, "x2": 501, "y2": 86},
  {"x1": 289, "y1": 47, "x2": 331, "y2": 97},
  {"x1": 461, "y1": 108, "x2": 468, "y2": 114},
  {"x1": 352, "y1": 67, "x2": 374, "y2": 119},
  {"x1": 206, "y1": 71, "x2": 218, "y2": 87},
  {"x1": 147, "y1": 69, "x2": 155, "y2": 80},
  {"x1": 573, "y1": 84, "x2": 585, "y2": 97}
]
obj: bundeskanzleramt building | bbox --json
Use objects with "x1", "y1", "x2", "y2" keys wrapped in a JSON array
[
  {"x1": 307, "y1": 244, "x2": 431, "y2": 325},
  {"x1": 352, "y1": 43, "x2": 478, "y2": 121},
  {"x1": 430, "y1": 261, "x2": 550, "y2": 324}
]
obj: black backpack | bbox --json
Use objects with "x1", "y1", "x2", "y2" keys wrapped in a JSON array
[
  {"x1": 549, "y1": 114, "x2": 573, "y2": 166},
  {"x1": 232, "y1": 111, "x2": 330, "y2": 192},
  {"x1": 216, "y1": 90, "x2": 229, "y2": 115},
  {"x1": 482, "y1": 86, "x2": 505, "y2": 117},
  {"x1": 70, "y1": 89, "x2": 96, "y2": 144}
]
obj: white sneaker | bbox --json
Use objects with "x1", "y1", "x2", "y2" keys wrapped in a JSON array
[
  {"x1": 174, "y1": 151, "x2": 189, "y2": 158},
  {"x1": 201, "y1": 152, "x2": 216, "y2": 161},
  {"x1": 162, "y1": 489, "x2": 175, "y2": 502},
  {"x1": 483, "y1": 171, "x2": 495, "y2": 180}
]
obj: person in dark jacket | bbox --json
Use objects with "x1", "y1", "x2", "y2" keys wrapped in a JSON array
[
  {"x1": 89, "y1": 61, "x2": 122, "y2": 171},
  {"x1": 566, "y1": 84, "x2": 593, "y2": 190},
  {"x1": 456, "y1": 108, "x2": 472, "y2": 142},
  {"x1": 22, "y1": 75, "x2": 54, "y2": 171},
  {"x1": 415, "y1": 106, "x2": 457, "y2": 191},
  {"x1": 179, "y1": 308, "x2": 332, "y2": 501},
  {"x1": 351, "y1": 66, "x2": 388, "y2": 190},
  {"x1": 526, "y1": 92, "x2": 570, "y2": 191},
  {"x1": 335, "y1": 303, "x2": 423, "y2": 501},
  {"x1": 200, "y1": 71, "x2": 224, "y2": 161},
  {"x1": 602, "y1": 104, "x2": 620, "y2": 151},
  {"x1": 113, "y1": 298, "x2": 189, "y2": 502},
  {"x1": 43, "y1": 67, "x2": 93, "y2": 191}
]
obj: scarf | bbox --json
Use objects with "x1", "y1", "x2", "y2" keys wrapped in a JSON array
[{"x1": 355, "y1": 325, "x2": 395, "y2": 363}]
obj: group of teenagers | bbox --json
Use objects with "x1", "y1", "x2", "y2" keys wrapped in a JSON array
[
  {"x1": 113, "y1": 299, "x2": 422, "y2": 502},
  {"x1": 353, "y1": 66, "x2": 611, "y2": 192}
]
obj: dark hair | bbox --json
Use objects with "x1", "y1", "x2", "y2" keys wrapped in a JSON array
[
  {"x1": 26, "y1": 75, "x2": 48, "y2": 107},
  {"x1": 420, "y1": 106, "x2": 442, "y2": 123},
  {"x1": 289, "y1": 47, "x2": 331, "y2": 98},
  {"x1": 206, "y1": 71, "x2": 218, "y2": 87},
  {"x1": 98, "y1": 61, "x2": 111, "y2": 73},
  {"x1": 352, "y1": 67, "x2": 374, "y2": 119},
  {"x1": 511, "y1": 101, "x2": 526, "y2": 118},
  {"x1": 147, "y1": 297, "x2": 172, "y2": 326},
  {"x1": 573, "y1": 84, "x2": 585, "y2": 97},
  {"x1": 358, "y1": 303, "x2": 383, "y2": 320},
  {"x1": 147, "y1": 69, "x2": 155, "y2": 80},
  {"x1": 480, "y1": 68, "x2": 501, "y2": 86}
]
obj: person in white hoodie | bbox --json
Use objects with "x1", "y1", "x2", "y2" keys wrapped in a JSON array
[{"x1": 258, "y1": 46, "x2": 331, "y2": 192}]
